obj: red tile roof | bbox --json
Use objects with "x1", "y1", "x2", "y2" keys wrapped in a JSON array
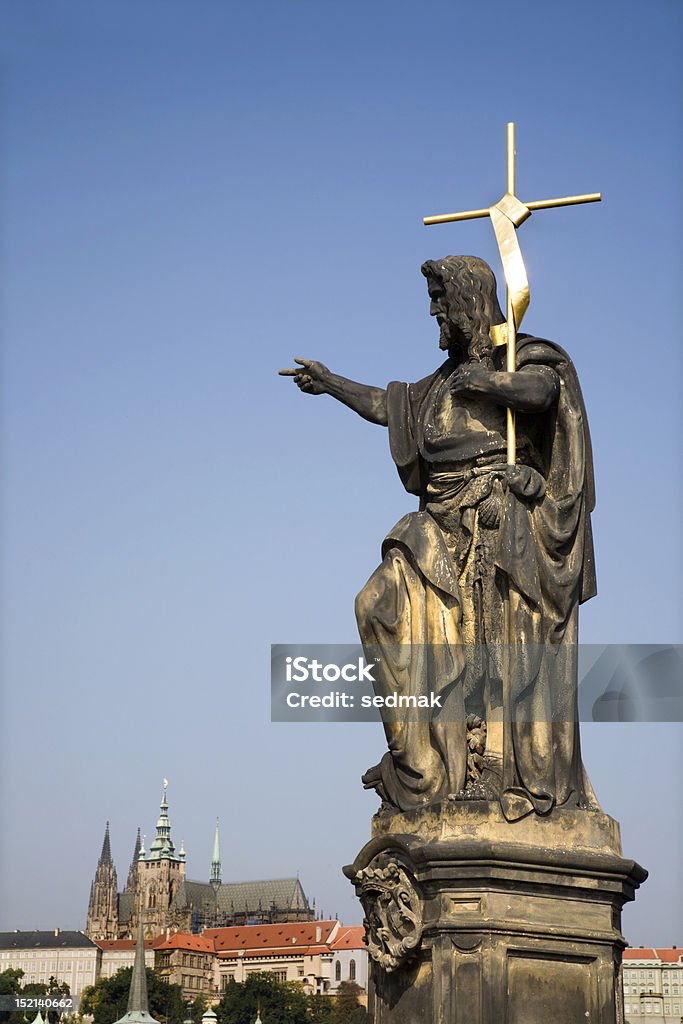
[
  {"x1": 94, "y1": 939, "x2": 156, "y2": 951},
  {"x1": 623, "y1": 948, "x2": 657, "y2": 959},
  {"x1": 154, "y1": 933, "x2": 214, "y2": 953},
  {"x1": 206, "y1": 921, "x2": 339, "y2": 953},
  {"x1": 656, "y1": 948, "x2": 683, "y2": 963},
  {"x1": 330, "y1": 926, "x2": 366, "y2": 951},
  {"x1": 623, "y1": 947, "x2": 682, "y2": 962},
  {"x1": 218, "y1": 945, "x2": 331, "y2": 960}
]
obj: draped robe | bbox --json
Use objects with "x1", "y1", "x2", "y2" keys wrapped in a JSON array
[{"x1": 355, "y1": 336, "x2": 597, "y2": 820}]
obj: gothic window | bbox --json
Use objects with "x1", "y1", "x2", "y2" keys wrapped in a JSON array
[
  {"x1": 349, "y1": 959, "x2": 356, "y2": 981},
  {"x1": 335, "y1": 961, "x2": 341, "y2": 982}
]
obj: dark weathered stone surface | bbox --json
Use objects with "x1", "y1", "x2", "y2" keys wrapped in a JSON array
[{"x1": 345, "y1": 806, "x2": 646, "y2": 1023}]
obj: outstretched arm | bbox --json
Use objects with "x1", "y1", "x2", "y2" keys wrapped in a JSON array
[{"x1": 279, "y1": 358, "x2": 388, "y2": 426}]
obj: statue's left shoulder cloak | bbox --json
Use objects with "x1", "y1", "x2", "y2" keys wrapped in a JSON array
[{"x1": 516, "y1": 336, "x2": 597, "y2": 605}]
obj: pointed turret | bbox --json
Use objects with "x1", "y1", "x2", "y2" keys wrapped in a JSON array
[
  {"x1": 113, "y1": 919, "x2": 159, "y2": 1024},
  {"x1": 126, "y1": 829, "x2": 141, "y2": 893},
  {"x1": 86, "y1": 822, "x2": 119, "y2": 939},
  {"x1": 147, "y1": 779, "x2": 179, "y2": 862},
  {"x1": 210, "y1": 819, "x2": 221, "y2": 890},
  {"x1": 100, "y1": 822, "x2": 113, "y2": 864}
]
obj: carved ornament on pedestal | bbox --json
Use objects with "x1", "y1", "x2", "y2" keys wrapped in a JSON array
[{"x1": 355, "y1": 854, "x2": 422, "y2": 973}]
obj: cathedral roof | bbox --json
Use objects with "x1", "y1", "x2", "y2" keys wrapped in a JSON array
[
  {"x1": 118, "y1": 891, "x2": 136, "y2": 925},
  {"x1": 216, "y1": 877, "x2": 309, "y2": 914},
  {"x1": 171, "y1": 880, "x2": 217, "y2": 913},
  {"x1": 171, "y1": 876, "x2": 310, "y2": 917}
]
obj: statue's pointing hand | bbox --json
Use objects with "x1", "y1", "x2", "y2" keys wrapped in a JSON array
[{"x1": 279, "y1": 358, "x2": 329, "y2": 395}]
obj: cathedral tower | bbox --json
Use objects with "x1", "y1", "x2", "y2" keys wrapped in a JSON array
[
  {"x1": 134, "y1": 780, "x2": 186, "y2": 937},
  {"x1": 86, "y1": 822, "x2": 119, "y2": 939}
]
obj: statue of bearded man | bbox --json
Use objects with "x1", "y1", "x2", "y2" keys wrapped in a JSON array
[{"x1": 281, "y1": 255, "x2": 598, "y2": 821}]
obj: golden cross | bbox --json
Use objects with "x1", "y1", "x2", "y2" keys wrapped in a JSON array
[{"x1": 424, "y1": 122, "x2": 601, "y2": 465}]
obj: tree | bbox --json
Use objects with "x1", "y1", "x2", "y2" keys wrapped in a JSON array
[
  {"x1": 216, "y1": 973, "x2": 309, "y2": 1024},
  {"x1": 0, "y1": 971, "x2": 24, "y2": 1024},
  {"x1": 0, "y1": 969, "x2": 72, "y2": 1024},
  {"x1": 188, "y1": 993, "x2": 208, "y2": 1024},
  {"x1": 306, "y1": 994, "x2": 334, "y2": 1023},
  {"x1": 329, "y1": 982, "x2": 367, "y2": 1024},
  {"x1": 80, "y1": 968, "x2": 186, "y2": 1024}
]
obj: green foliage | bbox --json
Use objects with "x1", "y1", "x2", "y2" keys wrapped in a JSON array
[
  {"x1": 187, "y1": 993, "x2": 208, "y2": 1024},
  {"x1": 215, "y1": 974, "x2": 367, "y2": 1024},
  {"x1": 0, "y1": 969, "x2": 72, "y2": 1024},
  {"x1": 0, "y1": 971, "x2": 25, "y2": 996},
  {"x1": 0, "y1": 972, "x2": 24, "y2": 1024},
  {"x1": 216, "y1": 973, "x2": 309, "y2": 1024},
  {"x1": 80, "y1": 967, "x2": 186, "y2": 1024},
  {"x1": 329, "y1": 982, "x2": 367, "y2": 1024},
  {"x1": 306, "y1": 994, "x2": 333, "y2": 1023}
]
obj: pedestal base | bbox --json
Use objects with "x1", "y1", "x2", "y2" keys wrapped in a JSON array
[{"x1": 344, "y1": 804, "x2": 646, "y2": 1023}]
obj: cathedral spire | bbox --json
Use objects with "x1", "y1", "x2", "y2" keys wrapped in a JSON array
[
  {"x1": 86, "y1": 823, "x2": 118, "y2": 940},
  {"x1": 112, "y1": 918, "x2": 159, "y2": 1024},
  {"x1": 100, "y1": 822, "x2": 113, "y2": 865},
  {"x1": 210, "y1": 819, "x2": 221, "y2": 888},
  {"x1": 147, "y1": 779, "x2": 179, "y2": 862},
  {"x1": 126, "y1": 829, "x2": 141, "y2": 893}
]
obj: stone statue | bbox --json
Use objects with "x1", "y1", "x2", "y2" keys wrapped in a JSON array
[{"x1": 281, "y1": 255, "x2": 597, "y2": 822}]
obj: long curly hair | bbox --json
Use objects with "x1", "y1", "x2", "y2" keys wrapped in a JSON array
[{"x1": 421, "y1": 255, "x2": 504, "y2": 365}]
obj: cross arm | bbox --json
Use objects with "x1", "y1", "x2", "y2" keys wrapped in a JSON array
[{"x1": 423, "y1": 191, "x2": 601, "y2": 226}]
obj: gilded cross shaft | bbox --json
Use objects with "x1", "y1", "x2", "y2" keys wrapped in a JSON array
[{"x1": 424, "y1": 122, "x2": 600, "y2": 465}]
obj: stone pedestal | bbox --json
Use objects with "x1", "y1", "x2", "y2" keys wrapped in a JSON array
[{"x1": 344, "y1": 804, "x2": 646, "y2": 1024}]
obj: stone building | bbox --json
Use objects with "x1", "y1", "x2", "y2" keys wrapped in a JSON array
[
  {"x1": 622, "y1": 947, "x2": 683, "y2": 1022},
  {"x1": 208, "y1": 920, "x2": 367, "y2": 999},
  {"x1": 86, "y1": 783, "x2": 314, "y2": 940},
  {"x1": 154, "y1": 933, "x2": 215, "y2": 1001},
  {"x1": 329, "y1": 925, "x2": 368, "y2": 996},
  {"x1": 94, "y1": 938, "x2": 156, "y2": 979},
  {"x1": 0, "y1": 930, "x2": 99, "y2": 1005}
]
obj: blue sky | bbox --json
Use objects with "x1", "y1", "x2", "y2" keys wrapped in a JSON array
[{"x1": 0, "y1": 0, "x2": 681, "y2": 943}]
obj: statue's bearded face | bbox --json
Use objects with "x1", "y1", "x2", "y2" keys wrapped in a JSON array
[{"x1": 427, "y1": 277, "x2": 470, "y2": 352}]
